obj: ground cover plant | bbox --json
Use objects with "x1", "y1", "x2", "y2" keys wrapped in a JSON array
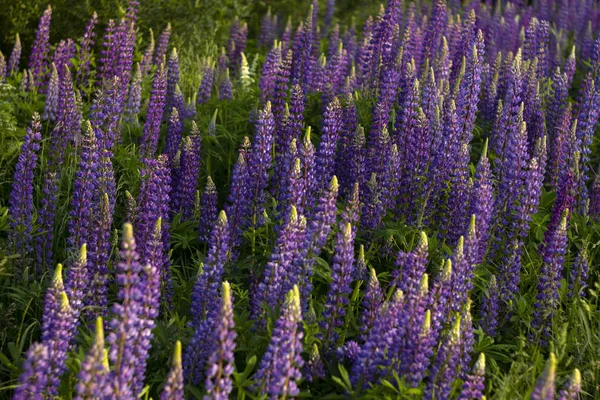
[{"x1": 1, "y1": 0, "x2": 600, "y2": 398}]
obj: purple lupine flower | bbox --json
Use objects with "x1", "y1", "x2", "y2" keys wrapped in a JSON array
[
  {"x1": 154, "y1": 23, "x2": 172, "y2": 66},
  {"x1": 315, "y1": 97, "x2": 342, "y2": 190},
  {"x1": 165, "y1": 107, "x2": 183, "y2": 177},
  {"x1": 351, "y1": 289, "x2": 404, "y2": 385},
  {"x1": 225, "y1": 141, "x2": 252, "y2": 252},
  {"x1": 359, "y1": 267, "x2": 383, "y2": 342},
  {"x1": 177, "y1": 133, "x2": 202, "y2": 221},
  {"x1": 458, "y1": 301, "x2": 475, "y2": 379},
  {"x1": 64, "y1": 244, "x2": 88, "y2": 322},
  {"x1": 106, "y1": 223, "x2": 160, "y2": 397},
  {"x1": 36, "y1": 169, "x2": 59, "y2": 274},
  {"x1": 75, "y1": 317, "x2": 109, "y2": 399},
  {"x1": 51, "y1": 66, "x2": 79, "y2": 165},
  {"x1": 141, "y1": 29, "x2": 155, "y2": 76},
  {"x1": 161, "y1": 341, "x2": 184, "y2": 400},
  {"x1": 189, "y1": 210, "x2": 230, "y2": 332},
  {"x1": 335, "y1": 94, "x2": 359, "y2": 196},
  {"x1": 272, "y1": 49, "x2": 292, "y2": 133},
  {"x1": 44, "y1": 290, "x2": 75, "y2": 397},
  {"x1": 219, "y1": 69, "x2": 233, "y2": 101},
  {"x1": 258, "y1": 7, "x2": 275, "y2": 48},
  {"x1": 300, "y1": 127, "x2": 317, "y2": 212},
  {"x1": 569, "y1": 247, "x2": 589, "y2": 298},
  {"x1": 227, "y1": 18, "x2": 248, "y2": 73},
  {"x1": 254, "y1": 206, "x2": 306, "y2": 316},
  {"x1": 68, "y1": 122, "x2": 100, "y2": 252},
  {"x1": 353, "y1": 241, "x2": 367, "y2": 280},
  {"x1": 428, "y1": 259, "x2": 453, "y2": 341},
  {"x1": 546, "y1": 104, "x2": 574, "y2": 189},
  {"x1": 253, "y1": 286, "x2": 304, "y2": 398},
  {"x1": 204, "y1": 282, "x2": 236, "y2": 400},
  {"x1": 292, "y1": 8, "x2": 314, "y2": 92},
  {"x1": 140, "y1": 63, "x2": 167, "y2": 158},
  {"x1": 42, "y1": 63, "x2": 59, "y2": 121},
  {"x1": 531, "y1": 353, "x2": 557, "y2": 400},
  {"x1": 481, "y1": 275, "x2": 500, "y2": 336},
  {"x1": 468, "y1": 140, "x2": 494, "y2": 264},
  {"x1": 126, "y1": 62, "x2": 142, "y2": 121},
  {"x1": 393, "y1": 232, "x2": 429, "y2": 296},
  {"x1": 248, "y1": 102, "x2": 275, "y2": 227},
  {"x1": 7, "y1": 34, "x2": 21, "y2": 76},
  {"x1": 557, "y1": 369, "x2": 582, "y2": 400},
  {"x1": 98, "y1": 19, "x2": 118, "y2": 84},
  {"x1": 87, "y1": 192, "x2": 113, "y2": 316},
  {"x1": 259, "y1": 41, "x2": 282, "y2": 103},
  {"x1": 28, "y1": 6, "x2": 52, "y2": 90},
  {"x1": 75, "y1": 12, "x2": 98, "y2": 87},
  {"x1": 422, "y1": 0, "x2": 447, "y2": 63},
  {"x1": 199, "y1": 176, "x2": 218, "y2": 242},
  {"x1": 52, "y1": 39, "x2": 76, "y2": 80},
  {"x1": 305, "y1": 343, "x2": 326, "y2": 382},
  {"x1": 533, "y1": 209, "x2": 569, "y2": 342},
  {"x1": 320, "y1": 223, "x2": 355, "y2": 346},
  {"x1": 8, "y1": 113, "x2": 41, "y2": 270},
  {"x1": 458, "y1": 353, "x2": 486, "y2": 400},
  {"x1": 324, "y1": 0, "x2": 335, "y2": 35},
  {"x1": 13, "y1": 343, "x2": 51, "y2": 400},
  {"x1": 197, "y1": 60, "x2": 215, "y2": 104},
  {"x1": 165, "y1": 48, "x2": 180, "y2": 115},
  {"x1": 424, "y1": 316, "x2": 462, "y2": 400}
]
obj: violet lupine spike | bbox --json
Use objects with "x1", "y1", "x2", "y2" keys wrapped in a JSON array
[
  {"x1": 44, "y1": 291, "x2": 75, "y2": 397},
  {"x1": 305, "y1": 343, "x2": 326, "y2": 382},
  {"x1": 197, "y1": 60, "x2": 215, "y2": 105},
  {"x1": 87, "y1": 192, "x2": 112, "y2": 316},
  {"x1": 248, "y1": 102, "x2": 275, "y2": 227},
  {"x1": 458, "y1": 300, "x2": 476, "y2": 380},
  {"x1": 254, "y1": 206, "x2": 305, "y2": 316},
  {"x1": 166, "y1": 48, "x2": 180, "y2": 115},
  {"x1": 13, "y1": 343, "x2": 51, "y2": 400},
  {"x1": 98, "y1": 19, "x2": 118, "y2": 84},
  {"x1": 219, "y1": 69, "x2": 233, "y2": 101},
  {"x1": 481, "y1": 275, "x2": 500, "y2": 337},
  {"x1": 51, "y1": 66, "x2": 79, "y2": 165},
  {"x1": 315, "y1": 97, "x2": 343, "y2": 191},
  {"x1": 177, "y1": 134, "x2": 202, "y2": 221},
  {"x1": 75, "y1": 12, "x2": 98, "y2": 87},
  {"x1": 165, "y1": 107, "x2": 183, "y2": 175},
  {"x1": 458, "y1": 353, "x2": 486, "y2": 400},
  {"x1": 28, "y1": 6, "x2": 52, "y2": 90},
  {"x1": 272, "y1": 49, "x2": 292, "y2": 133},
  {"x1": 424, "y1": 316, "x2": 462, "y2": 400},
  {"x1": 199, "y1": 176, "x2": 218, "y2": 242},
  {"x1": 75, "y1": 317, "x2": 109, "y2": 400},
  {"x1": 140, "y1": 63, "x2": 167, "y2": 158},
  {"x1": 405, "y1": 309, "x2": 435, "y2": 387},
  {"x1": 252, "y1": 285, "x2": 304, "y2": 399},
  {"x1": 468, "y1": 141, "x2": 494, "y2": 265},
  {"x1": 320, "y1": 222, "x2": 355, "y2": 347},
  {"x1": 141, "y1": 29, "x2": 155, "y2": 76},
  {"x1": 0, "y1": 52, "x2": 5, "y2": 80},
  {"x1": 359, "y1": 267, "x2": 383, "y2": 342},
  {"x1": 204, "y1": 282, "x2": 237, "y2": 400},
  {"x1": 8, "y1": 112, "x2": 41, "y2": 270},
  {"x1": 161, "y1": 341, "x2": 184, "y2": 400},
  {"x1": 393, "y1": 232, "x2": 429, "y2": 296},
  {"x1": 42, "y1": 63, "x2": 59, "y2": 121},
  {"x1": 52, "y1": 39, "x2": 76, "y2": 80},
  {"x1": 533, "y1": 209, "x2": 569, "y2": 342},
  {"x1": 531, "y1": 353, "x2": 557, "y2": 400},
  {"x1": 154, "y1": 23, "x2": 172, "y2": 66},
  {"x1": 546, "y1": 104, "x2": 574, "y2": 189},
  {"x1": 225, "y1": 143, "x2": 252, "y2": 252},
  {"x1": 7, "y1": 33, "x2": 21, "y2": 76},
  {"x1": 300, "y1": 127, "x2": 318, "y2": 212},
  {"x1": 335, "y1": 94, "x2": 359, "y2": 196},
  {"x1": 258, "y1": 7, "x2": 274, "y2": 48},
  {"x1": 353, "y1": 242, "x2": 367, "y2": 281},
  {"x1": 295, "y1": 7, "x2": 314, "y2": 92},
  {"x1": 36, "y1": 169, "x2": 59, "y2": 274},
  {"x1": 68, "y1": 121, "x2": 100, "y2": 252},
  {"x1": 40, "y1": 264, "x2": 65, "y2": 342},
  {"x1": 422, "y1": 0, "x2": 447, "y2": 63},
  {"x1": 259, "y1": 41, "x2": 282, "y2": 103},
  {"x1": 557, "y1": 369, "x2": 582, "y2": 400},
  {"x1": 126, "y1": 62, "x2": 142, "y2": 121},
  {"x1": 64, "y1": 243, "x2": 88, "y2": 322},
  {"x1": 569, "y1": 247, "x2": 589, "y2": 298}
]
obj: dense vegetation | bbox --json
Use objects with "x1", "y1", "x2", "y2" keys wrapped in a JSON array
[{"x1": 1, "y1": 0, "x2": 600, "y2": 399}]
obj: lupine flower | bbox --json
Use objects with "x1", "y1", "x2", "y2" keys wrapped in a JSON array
[
  {"x1": 69, "y1": 122, "x2": 100, "y2": 252},
  {"x1": 197, "y1": 60, "x2": 215, "y2": 104},
  {"x1": 98, "y1": 19, "x2": 118, "y2": 83},
  {"x1": 9, "y1": 113, "x2": 41, "y2": 269},
  {"x1": 154, "y1": 23, "x2": 172, "y2": 66},
  {"x1": 166, "y1": 48, "x2": 180, "y2": 114},
  {"x1": 258, "y1": 7, "x2": 275, "y2": 48},
  {"x1": 393, "y1": 232, "x2": 428, "y2": 296},
  {"x1": 176, "y1": 134, "x2": 202, "y2": 220},
  {"x1": 165, "y1": 107, "x2": 183, "y2": 176},
  {"x1": 458, "y1": 353, "x2": 486, "y2": 400},
  {"x1": 42, "y1": 63, "x2": 59, "y2": 121},
  {"x1": 315, "y1": 97, "x2": 342, "y2": 190},
  {"x1": 36, "y1": 169, "x2": 59, "y2": 274},
  {"x1": 575, "y1": 74, "x2": 600, "y2": 206},
  {"x1": 87, "y1": 192, "x2": 113, "y2": 316},
  {"x1": 52, "y1": 39, "x2": 77, "y2": 80},
  {"x1": 225, "y1": 141, "x2": 252, "y2": 251},
  {"x1": 569, "y1": 247, "x2": 589, "y2": 298},
  {"x1": 248, "y1": 102, "x2": 275, "y2": 226},
  {"x1": 140, "y1": 63, "x2": 167, "y2": 157},
  {"x1": 531, "y1": 353, "x2": 557, "y2": 400},
  {"x1": 161, "y1": 341, "x2": 184, "y2": 400},
  {"x1": 7, "y1": 33, "x2": 21, "y2": 76},
  {"x1": 13, "y1": 343, "x2": 51, "y2": 400},
  {"x1": 75, "y1": 317, "x2": 109, "y2": 399},
  {"x1": 126, "y1": 62, "x2": 142, "y2": 121},
  {"x1": 75, "y1": 12, "x2": 98, "y2": 87},
  {"x1": 52, "y1": 66, "x2": 79, "y2": 164},
  {"x1": 253, "y1": 286, "x2": 304, "y2": 398},
  {"x1": 141, "y1": 29, "x2": 155, "y2": 76},
  {"x1": 533, "y1": 209, "x2": 569, "y2": 341},
  {"x1": 468, "y1": 140, "x2": 494, "y2": 264},
  {"x1": 320, "y1": 223, "x2": 355, "y2": 346},
  {"x1": 557, "y1": 369, "x2": 582, "y2": 400},
  {"x1": 424, "y1": 316, "x2": 462, "y2": 400},
  {"x1": 219, "y1": 69, "x2": 233, "y2": 101},
  {"x1": 204, "y1": 282, "x2": 237, "y2": 400},
  {"x1": 272, "y1": 49, "x2": 293, "y2": 130},
  {"x1": 29, "y1": 6, "x2": 52, "y2": 90},
  {"x1": 0, "y1": 52, "x2": 5, "y2": 80},
  {"x1": 65, "y1": 243, "x2": 88, "y2": 322},
  {"x1": 259, "y1": 41, "x2": 281, "y2": 103},
  {"x1": 199, "y1": 176, "x2": 218, "y2": 242},
  {"x1": 481, "y1": 275, "x2": 500, "y2": 336}
]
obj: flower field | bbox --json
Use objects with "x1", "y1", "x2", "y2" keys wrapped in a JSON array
[{"x1": 1, "y1": 0, "x2": 600, "y2": 398}]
